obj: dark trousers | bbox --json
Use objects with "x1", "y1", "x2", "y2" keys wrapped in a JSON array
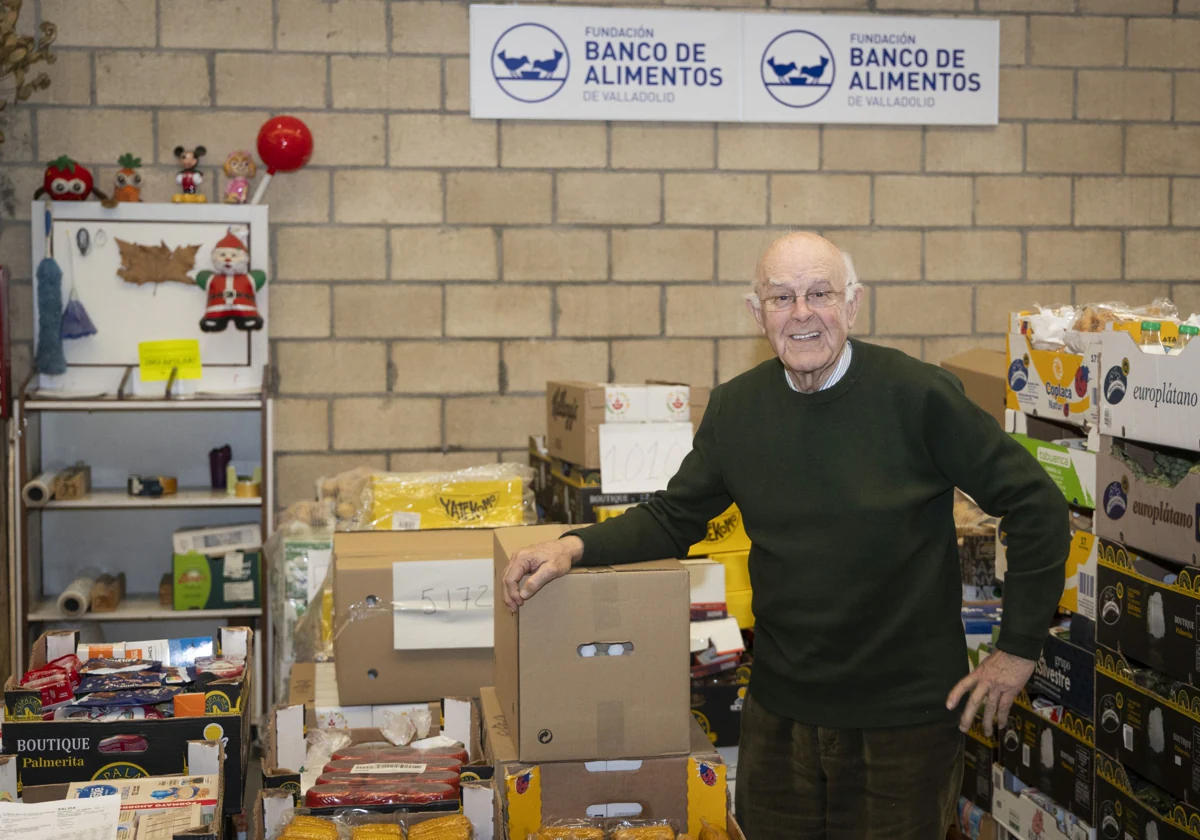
[{"x1": 735, "y1": 692, "x2": 964, "y2": 840}]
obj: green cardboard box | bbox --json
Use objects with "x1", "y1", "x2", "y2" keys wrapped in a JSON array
[{"x1": 174, "y1": 550, "x2": 261, "y2": 610}]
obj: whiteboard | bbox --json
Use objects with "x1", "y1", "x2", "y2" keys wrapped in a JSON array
[{"x1": 32, "y1": 202, "x2": 270, "y2": 396}]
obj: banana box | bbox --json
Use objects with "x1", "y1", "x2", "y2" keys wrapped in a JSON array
[
  {"x1": 1099, "y1": 329, "x2": 1200, "y2": 452},
  {"x1": 962, "y1": 717, "x2": 995, "y2": 811},
  {"x1": 1094, "y1": 753, "x2": 1200, "y2": 840},
  {"x1": 990, "y1": 763, "x2": 1093, "y2": 840},
  {"x1": 1006, "y1": 410, "x2": 1098, "y2": 509},
  {"x1": 1006, "y1": 313, "x2": 1101, "y2": 429},
  {"x1": 997, "y1": 692, "x2": 1095, "y2": 825},
  {"x1": 595, "y1": 503, "x2": 752, "y2": 557},
  {"x1": 997, "y1": 526, "x2": 1096, "y2": 621},
  {"x1": 1095, "y1": 648, "x2": 1200, "y2": 807}
]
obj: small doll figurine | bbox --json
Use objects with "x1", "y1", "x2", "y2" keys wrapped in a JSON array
[
  {"x1": 172, "y1": 145, "x2": 207, "y2": 203},
  {"x1": 34, "y1": 156, "x2": 117, "y2": 207},
  {"x1": 195, "y1": 230, "x2": 266, "y2": 332},
  {"x1": 222, "y1": 151, "x2": 257, "y2": 204},
  {"x1": 114, "y1": 153, "x2": 143, "y2": 202}
]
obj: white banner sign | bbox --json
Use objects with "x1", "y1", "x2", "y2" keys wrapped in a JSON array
[{"x1": 470, "y1": 5, "x2": 998, "y2": 125}]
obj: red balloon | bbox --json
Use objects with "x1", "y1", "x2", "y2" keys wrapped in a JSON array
[{"x1": 256, "y1": 115, "x2": 313, "y2": 174}]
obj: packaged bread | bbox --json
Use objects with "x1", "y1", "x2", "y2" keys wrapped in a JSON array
[
  {"x1": 281, "y1": 816, "x2": 339, "y2": 840},
  {"x1": 698, "y1": 820, "x2": 731, "y2": 840},
  {"x1": 538, "y1": 826, "x2": 605, "y2": 840},
  {"x1": 611, "y1": 826, "x2": 676, "y2": 840},
  {"x1": 408, "y1": 814, "x2": 473, "y2": 840},
  {"x1": 351, "y1": 826, "x2": 404, "y2": 840}
]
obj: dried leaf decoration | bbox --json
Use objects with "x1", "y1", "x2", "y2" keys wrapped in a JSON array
[{"x1": 116, "y1": 238, "x2": 201, "y2": 287}]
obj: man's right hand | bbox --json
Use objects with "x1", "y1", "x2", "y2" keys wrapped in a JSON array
[{"x1": 502, "y1": 536, "x2": 584, "y2": 610}]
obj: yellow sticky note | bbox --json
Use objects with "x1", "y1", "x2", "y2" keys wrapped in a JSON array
[{"x1": 138, "y1": 340, "x2": 202, "y2": 382}]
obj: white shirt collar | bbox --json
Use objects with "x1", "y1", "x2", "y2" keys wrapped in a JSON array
[{"x1": 784, "y1": 341, "x2": 853, "y2": 393}]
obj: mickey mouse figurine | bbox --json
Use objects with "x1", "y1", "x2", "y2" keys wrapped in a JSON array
[{"x1": 172, "y1": 145, "x2": 207, "y2": 203}]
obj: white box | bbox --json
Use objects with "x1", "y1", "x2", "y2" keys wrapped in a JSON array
[
  {"x1": 173, "y1": 523, "x2": 262, "y2": 556},
  {"x1": 682, "y1": 559, "x2": 726, "y2": 607},
  {"x1": 1099, "y1": 329, "x2": 1200, "y2": 451},
  {"x1": 603, "y1": 384, "x2": 691, "y2": 424},
  {"x1": 1005, "y1": 320, "x2": 1102, "y2": 430},
  {"x1": 990, "y1": 765, "x2": 1093, "y2": 840}
]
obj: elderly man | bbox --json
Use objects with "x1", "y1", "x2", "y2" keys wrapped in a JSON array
[{"x1": 502, "y1": 232, "x2": 1069, "y2": 840}]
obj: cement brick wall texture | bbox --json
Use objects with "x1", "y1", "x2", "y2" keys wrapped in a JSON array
[{"x1": 3, "y1": 0, "x2": 1200, "y2": 507}]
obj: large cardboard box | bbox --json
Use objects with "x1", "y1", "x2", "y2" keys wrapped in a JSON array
[
  {"x1": 941, "y1": 347, "x2": 1008, "y2": 427},
  {"x1": 1097, "y1": 538, "x2": 1200, "y2": 685},
  {"x1": 997, "y1": 692, "x2": 1094, "y2": 824},
  {"x1": 1099, "y1": 329, "x2": 1200, "y2": 452},
  {"x1": 1095, "y1": 436, "x2": 1200, "y2": 568},
  {"x1": 1029, "y1": 627, "x2": 1095, "y2": 721},
  {"x1": 546, "y1": 381, "x2": 709, "y2": 470},
  {"x1": 997, "y1": 526, "x2": 1097, "y2": 621},
  {"x1": 1005, "y1": 318, "x2": 1102, "y2": 430},
  {"x1": 333, "y1": 530, "x2": 496, "y2": 706},
  {"x1": 493, "y1": 526, "x2": 690, "y2": 762},
  {"x1": 990, "y1": 764, "x2": 1094, "y2": 840},
  {"x1": 1094, "y1": 752, "x2": 1200, "y2": 840},
  {"x1": 1095, "y1": 648, "x2": 1200, "y2": 806},
  {"x1": 483, "y1": 686, "x2": 726, "y2": 840},
  {"x1": 1, "y1": 629, "x2": 250, "y2": 815},
  {"x1": 1007, "y1": 411, "x2": 1098, "y2": 509}
]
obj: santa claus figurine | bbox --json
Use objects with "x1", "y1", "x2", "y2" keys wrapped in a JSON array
[{"x1": 195, "y1": 231, "x2": 266, "y2": 332}]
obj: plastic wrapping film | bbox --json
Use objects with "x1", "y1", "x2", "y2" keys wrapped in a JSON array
[
  {"x1": 315, "y1": 464, "x2": 536, "y2": 532},
  {"x1": 1020, "y1": 298, "x2": 1186, "y2": 353},
  {"x1": 267, "y1": 511, "x2": 337, "y2": 702},
  {"x1": 273, "y1": 811, "x2": 474, "y2": 840}
]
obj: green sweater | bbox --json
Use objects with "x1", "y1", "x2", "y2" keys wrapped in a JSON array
[{"x1": 571, "y1": 340, "x2": 1070, "y2": 729}]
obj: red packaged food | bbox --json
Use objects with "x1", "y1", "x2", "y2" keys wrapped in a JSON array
[
  {"x1": 48, "y1": 654, "x2": 82, "y2": 689},
  {"x1": 314, "y1": 770, "x2": 460, "y2": 789},
  {"x1": 321, "y1": 757, "x2": 464, "y2": 774},
  {"x1": 19, "y1": 667, "x2": 75, "y2": 710},
  {"x1": 330, "y1": 743, "x2": 469, "y2": 764},
  {"x1": 303, "y1": 783, "x2": 457, "y2": 809}
]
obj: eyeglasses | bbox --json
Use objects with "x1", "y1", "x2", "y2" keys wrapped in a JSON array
[{"x1": 759, "y1": 288, "x2": 843, "y2": 312}]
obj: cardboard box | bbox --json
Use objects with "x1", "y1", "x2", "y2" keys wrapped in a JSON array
[
  {"x1": 545, "y1": 381, "x2": 709, "y2": 470},
  {"x1": 547, "y1": 465, "x2": 653, "y2": 525},
  {"x1": 1007, "y1": 411, "x2": 1098, "y2": 509},
  {"x1": 1029, "y1": 627, "x2": 1095, "y2": 721},
  {"x1": 997, "y1": 527, "x2": 1097, "y2": 621},
  {"x1": 690, "y1": 677, "x2": 747, "y2": 748},
  {"x1": 333, "y1": 530, "x2": 496, "y2": 706},
  {"x1": 1095, "y1": 436, "x2": 1200, "y2": 568},
  {"x1": 997, "y1": 692, "x2": 1094, "y2": 823},
  {"x1": 528, "y1": 436, "x2": 553, "y2": 518},
  {"x1": 2, "y1": 629, "x2": 250, "y2": 815},
  {"x1": 1005, "y1": 319, "x2": 1102, "y2": 430},
  {"x1": 1093, "y1": 752, "x2": 1200, "y2": 840},
  {"x1": 173, "y1": 523, "x2": 262, "y2": 556},
  {"x1": 941, "y1": 348, "x2": 1008, "y2": 427},
  {"x1": 1096, "y1": 538, "x2": 1200, "y2": 685},
  {"x1": 1099, "y1": 329, "x2": 1200, "y2": 452},
  {"x1": 990, "y1": 764, "x2": 1094, "y2": 840},
  {"x1": 288, "y1": 661, "x2": 436, "y2": 731},
  {"x1": 255, "y1": 790, "x2": 484, "y2": 840},
  {"x1": 22, "y1": 741, "x2": 224, "y2": 840},
  {"x1": 493, "y1": 526, "x2": 690, "y2": 762},
  {"x1": 174, "y1": 550, "x2": 261, "y2": 610},
  {"x1": 1095, "y1": 648, "x2": 1200, "y2": 806},
  {"x1": 962, "y1": 721, "x2": 995, "y2": 811}
]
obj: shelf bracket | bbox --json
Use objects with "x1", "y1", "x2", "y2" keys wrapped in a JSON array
[
  {"x1": 165, "y1": 366, "x2": 180, "y2": 400},
  {"x1": 117, "y1": 365, "x2": 133, "y2": 400}
]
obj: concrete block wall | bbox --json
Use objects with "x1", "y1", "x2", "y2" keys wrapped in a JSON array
[{"x1": 2, "y1": 0, "x2": 1200, "y2": 506}]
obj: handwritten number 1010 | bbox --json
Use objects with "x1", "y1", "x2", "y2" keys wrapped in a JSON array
[{"x1": 419, "y1": 584, "x2": 491, "y2": 614}]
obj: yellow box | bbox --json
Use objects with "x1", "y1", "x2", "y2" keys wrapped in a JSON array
[
  {"x1": 711, "y1": 550, "x2": 750, "y2": 592},
  {"x1": 726, "y1": 589, "x2": 754, "y2": 630},
  {"x1": 368, "y1": 474, "x2": 526, "y2": 530},
  {"x1": 996, "y1": 526, "x2": 1095, "y2": 621},
  {"x1": 596, "y1": 504, "x2": 752, "y2": 557}
]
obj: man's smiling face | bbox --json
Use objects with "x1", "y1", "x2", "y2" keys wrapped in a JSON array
[{"x1": 747, "y1": 233, "x2": 861, "y2": 386}]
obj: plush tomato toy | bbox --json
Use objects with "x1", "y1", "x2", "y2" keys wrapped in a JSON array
[{"x1": 35, "y1": 156, "x2": 115, "y2": 206}]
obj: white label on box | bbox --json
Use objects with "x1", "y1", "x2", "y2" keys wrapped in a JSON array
[
  {"x1": 599, "y1": 422, "x2": 693, "y2": 494},
  {"x1": 391, "y1": 512, "x2": 422, "y2": 531},
  {"x1": 646, "y1": 385, "x2": 691, "y2": 422},
  {"x1": 392, "y1": 558, "x2": 494, "y2": 650},
  {"x1": 223, "y1": 580, "x2": 254, "y2": 603},
  {"x1": 224, "y1": 551, "x2": 245, "y2": 578},
  {"x1": 604, "y1": 385, "x2": 649, "y2": 423},
  {"x1": 350, "y1": 762, "x2": 427, "y2": 774},
  {"x1": 306, "y1": 547, "x2": 333, "y2": 605}
]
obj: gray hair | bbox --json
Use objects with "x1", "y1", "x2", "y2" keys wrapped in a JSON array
[{"x1": 744, "y1": 249, "x2": 861, "y2": 310}]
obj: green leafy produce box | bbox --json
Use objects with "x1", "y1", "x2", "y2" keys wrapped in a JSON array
[{"x1": 174, "y1": 550, "x2": 261, "y2": 610}]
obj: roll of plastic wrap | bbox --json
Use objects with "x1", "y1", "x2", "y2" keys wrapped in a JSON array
[
  {"x1": 57, "y1": 568, "x2": 100, "y2": 617},
  {"x1": 23, "y1": 471, "x2": 62, "y2": 506}
]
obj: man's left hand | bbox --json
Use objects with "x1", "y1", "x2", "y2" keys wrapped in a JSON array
[{"x1": 946, "y1": 649, "x2": 1036, "y2": 736}]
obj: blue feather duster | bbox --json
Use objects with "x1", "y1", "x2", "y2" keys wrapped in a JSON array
[{"x1": 34, "y1": 209, "x2": 67, "y2": 375}]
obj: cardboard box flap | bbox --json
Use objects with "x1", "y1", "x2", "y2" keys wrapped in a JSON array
[
  {"x1": 335, "y1": 529, "x2": 496, "y2": 564},
  {"x1": 570, "y1": 559, "x2": 686, "y2": 576},
  {"x1": 219, "y1": 627, "x2": 251, "y2": 659},
  {"x1": 481, "y1": 686, "x2": 518, "y2": 765}
]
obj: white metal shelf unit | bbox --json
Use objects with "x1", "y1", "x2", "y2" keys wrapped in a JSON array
[{"x1": 10, "y1": 201, "x2": 275, "y2": 717}]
